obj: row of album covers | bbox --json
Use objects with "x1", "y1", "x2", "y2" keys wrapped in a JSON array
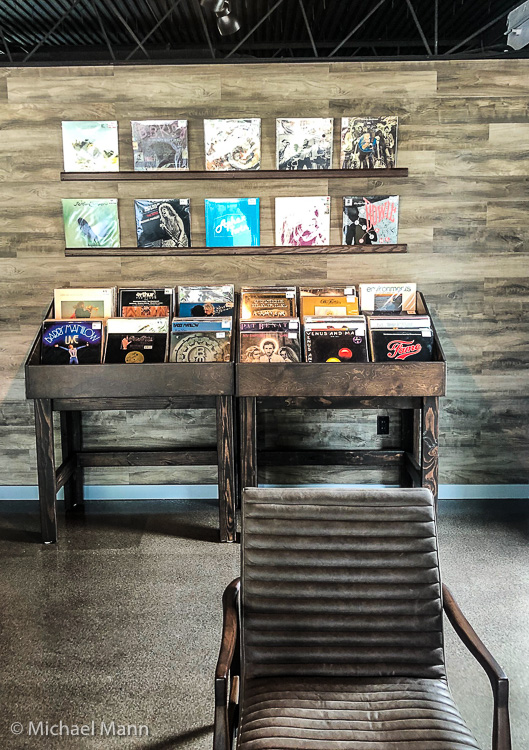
[
  {"x1": 40, "y1": 283, "x2": 433, "y2": 366},
  {"x1": 61, "y1": 117, "x2": 398, "y2": 172},
  {"x1": 63, "y1": 195, "x2": 399, "y2": 249}
]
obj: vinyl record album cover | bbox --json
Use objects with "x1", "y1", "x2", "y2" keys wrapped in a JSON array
[
  {"x1": 300, "y1": 287, "x2": 359, "y2": 318},
  {"x1": 205, "y1": 198, "x2": 259, "y2": 247},
  {"x1": 104, "y1": 317, "x2": 168, "y2": 364},
  {"x1": 275, "y1": 196, "x2": 330, "y2": 246},
  {"x1": 135, "y1": 199, "x2": 190, "y2": 248},
  {"x1": 118, "y1": 288, "x2": 174, "y2": 318},
  {"x1": 369, "y1": 321, "x2": 433, "y2": 362},
  {"x1": 276, "y1": 118, "x2": 333, "y2": 170},
  {"x1": 240, "y1": 287, "x2": 297, "y2": 319},
  {"x1": 170, "y1": 318, "x2": 232, "y2": 362},
  {"x1": 204, "y1": 118, "x2": 261, "y2": 171},
  {"x1": 62, "y1": 198, "x2": 120, "y2": 249},
  {"x1": 343, "y1": 196, "x2": 399, "y2": 245},
  {"x1": 240, "y1": 319, "x2": 301, "y2": 363},
  {"x1": 131, "y1": 120, "x2": 188, "y2": 171},
  {"x1": 340, "y1": 116, "x2": 398, "y2": 169},
  {"x1": 41, "y1": 320, "x2": 103, "y2": 365},
  {"x1": 62, "y1": 121, "x2": 119, "y2": 172},
  {"x1": 178, "y1": 285, "x2": 235, "y2": 317},
  {"x1": 54, "y1": 288, "x2": 116, "y2": 320},
  {"x1": 305, "y1": 329, "x2": 369, "y2": 363},
  {"x1": 360, "y1": 283, "x2": 417, "y2": 315}
]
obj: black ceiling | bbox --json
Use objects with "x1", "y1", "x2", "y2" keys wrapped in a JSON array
[{"x1": 0, "y1": 0, "x2": 526, "y2": 65}]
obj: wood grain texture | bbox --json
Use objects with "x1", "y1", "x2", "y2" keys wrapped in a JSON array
[
  {"x1": 33, "y1": 398, "x2": 57, "y2": 542},
  {"x1": 65, "y1": 244, "x2": 408, "y2": 257},
  {"x1": 0, "y1": 60, "x2": 527, "y2": 488},
  {"x1": 216, "y1": 395, "x2": 236, "y2": 543}
]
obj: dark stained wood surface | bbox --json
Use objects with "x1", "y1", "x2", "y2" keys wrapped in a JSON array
[
  {"x1": 240, "y1": 397, "x2": 257, "y2": 496},
  {"x1": 216, "y1": 396, "x2": 236, "y2": 543},
  {"x1": 260, "y1": 449, "x2": 404, "y2": 467},
  {"x1": 26, "y1": 362, "x2": 234, "y2": 398},
  {"x1": 77, "y1": 449, "x2": 218, "y2": 467},
  {"x1": 53, "y1": 396, "x2": 217, "y2": 411},
  {"x1": 237, "y1": 362, "x2": 446, "y2": 398},
  {"x1": 421, "y1": 396, "x2": 440, "y2": 502},
  {"x1": 61, "y1": 168, "x2": 409, "y2": 181},
  {"x1": 257, "y1": 396, "x2": 422, "y2": 410},
  {"x1": 65, "y1": 244, "x2": 407, "y2": 257},
  {"x1": 33, "y1": 398, "x2": 57, "y2": 544}
]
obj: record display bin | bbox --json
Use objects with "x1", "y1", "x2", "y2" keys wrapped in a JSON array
[
  {"x1": 237, "y1": 292, "x2": 445, "y2": 504},
  {"x1": 25, "y1": 305, "x2": 236, "y2": 545}
]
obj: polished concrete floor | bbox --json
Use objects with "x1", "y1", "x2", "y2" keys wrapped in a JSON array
[{"x1": 0, "y1": 496, "x2": 527, "y2": 749}]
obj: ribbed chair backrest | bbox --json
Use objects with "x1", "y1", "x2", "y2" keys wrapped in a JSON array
[{"x1": 241, "y1": 488, "x2": 445, "y2": 680}]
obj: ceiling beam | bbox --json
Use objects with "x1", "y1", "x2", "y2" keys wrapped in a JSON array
[
  {"x1": 405, "y1": 0, "x2": 432, "y2": 56},
  {"x1": 444, "y1": 2, "x2": 521, "y2": 55},
  {"x1": 298, "y1": 0, "x2": 318, "y2": 58},
  {"x1": 225, "y1": 0, "x2": 286, "y2": 59},
  {"x1": 0, "y1": 20, "x2": 13, "y2": 63},
  {"x1": 104, "y1": 0, "x2": 150, "y2": 59},
  {"x1": 125, "y1": 0, "x2": 183, "y2": 61},
  {"x1": 194, "y1": 0, "x2": 216, "y2": 59},
  {"x1": 328, "y1": 0, "x2": 387, "y2": 57},
  {"x1": 92, "y1": 1, "x2": 115, "y2": 61},
  {"x1": 23, "y1": 0, "x2": 83, "y2": 62}
]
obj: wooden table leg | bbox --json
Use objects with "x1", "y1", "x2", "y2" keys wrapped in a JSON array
[
  {"x1": 400, "y1": 408, "x2": 415, "y2": 488},
  {"x1": 34, "y1": 398, "x2": 57, "y2": 544},
  {"x1": 216, "y1": 395, "x2": 236, "y2": 543},
  {"x1": 421, "y1": 396, "x2": 439, "y2": 505},
  {"x1": 240, "y1": 396, "x2": 257, "y2": 496},
  {"x1": 60, "y1": 411, "x2": 84, "y2": 512}
]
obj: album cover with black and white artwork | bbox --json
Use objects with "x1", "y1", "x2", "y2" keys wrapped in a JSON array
[
  {"x1": 135, "y1": 199, "x2": 190, "y2": 248},
  {"x1": 276, "y1": 118, "x2": 333, "y2": 170}
]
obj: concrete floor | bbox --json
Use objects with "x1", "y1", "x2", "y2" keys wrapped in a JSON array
[{"x1": 0, "y1": 496, "x2": 527, "y2": 749}]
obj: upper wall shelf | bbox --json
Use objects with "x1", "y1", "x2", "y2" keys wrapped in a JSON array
[
  {"x1": 65, "y1": 244, "x2": 407, "y2": 257},
  {"x1": 60, "y1": 168, "x2": 409, "y2": 182}
]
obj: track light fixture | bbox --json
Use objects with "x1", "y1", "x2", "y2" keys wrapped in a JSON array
[
  {"x1": 200, "y1": 0, "x2": 240, "y2": 36},
  {"x1": 200, "y1": 0, "x2": 225, "y2": 11}
]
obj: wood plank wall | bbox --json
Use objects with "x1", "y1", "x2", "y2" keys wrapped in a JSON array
[{"x1": 1, "y1": 60, "x2": 528, "y2": 488}]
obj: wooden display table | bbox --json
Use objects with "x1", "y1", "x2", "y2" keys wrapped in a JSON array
[
  {"x1": 237, "y1": 294, "x2": 446, "y2": 503},
  {"x1": 25, "y1": 330, "x2": 236, "y2": 544}
]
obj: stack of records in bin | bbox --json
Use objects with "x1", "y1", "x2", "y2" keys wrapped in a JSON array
[
  {"x1": 104, "y1": 317, "x2": 169, "y2": 364},
  {"x1": 369, "y1": 316, "x2": 433, "y2": 362},
  {"x1": 240, "y1": 286, "x2": 297, "y2": 320},
  {"x1": 240, "y1": 319, "x2": 301, "y2": 363},
  {"x1": 177, "y1": 284, "x2": 235, "y2": 317},
  {"x1": 169, "y1": 318, "x2": 232, "y2": 362},
  {"x1": 300, "y1": 286, "x2": 359, "y2": 319},
  {"x1": 305, "y1": 316, "x2": 368, "y2": 363}
]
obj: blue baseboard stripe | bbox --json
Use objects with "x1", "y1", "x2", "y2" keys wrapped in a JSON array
[{"x1": 0, "y1": 484, "x2": 528, "y2": 501}]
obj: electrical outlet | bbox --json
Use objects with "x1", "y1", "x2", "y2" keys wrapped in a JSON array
[{"x1": 377, "y1": 416, "x2": 390, "y2": 435}]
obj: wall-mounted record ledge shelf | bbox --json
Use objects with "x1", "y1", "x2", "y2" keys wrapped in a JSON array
[
  {"x1": 60, "y1": 168, "x2": 408, "y2": 181},
  {"x1": 65, "y1": 244, "x2": 407, "y2": 257}
]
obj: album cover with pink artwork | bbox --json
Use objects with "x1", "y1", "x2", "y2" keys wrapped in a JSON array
[{"x1": 275, "y1": 196, "x2": 330, "y2": 246}]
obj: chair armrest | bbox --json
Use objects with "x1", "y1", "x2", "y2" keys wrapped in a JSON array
[
  {"x1": 442, "y1": 583, "x2": 511, "y2": 750},
  {"x1": 214, "y1": 577, "x2": 240, "y2": 750}
]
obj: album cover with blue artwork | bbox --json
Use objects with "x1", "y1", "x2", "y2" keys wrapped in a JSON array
[
  {"x1": 204, "y1": 198, "x2": 260, "y2": 247},
  {"x1": 41, "y1": 320, "x2": 103, "y2": 365}
]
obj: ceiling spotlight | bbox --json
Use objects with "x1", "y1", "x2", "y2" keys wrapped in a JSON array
[
  {"x1": 215, "y1": 1, "x2": 240, "y2": 36},
  {"x1": 200, "y1": 0, "x2": 225, "y2": 12}
]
